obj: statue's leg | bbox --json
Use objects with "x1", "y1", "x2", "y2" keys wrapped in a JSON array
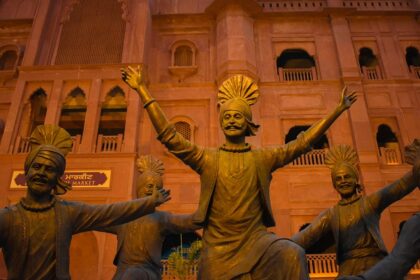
[{"x1": 249, "y1": 239, "x2": 309, "y2": 280}]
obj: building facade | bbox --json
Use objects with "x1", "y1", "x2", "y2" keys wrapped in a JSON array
[{"x1": 0, "y1": 0, "x2": 419, "y2": 279}]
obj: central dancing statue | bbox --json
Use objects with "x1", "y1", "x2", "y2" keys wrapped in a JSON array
[{"x1": 122, "y1": 65, "x2": 356, "y2": 279}]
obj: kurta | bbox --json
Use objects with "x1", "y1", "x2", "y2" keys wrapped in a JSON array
[
  {"x1": 157, "y1": 124, "x2": 312, "y2": 279},
  {"x1": 99, "y1": 211, "x2": 199, "y2": 280},
  {"x1": 0, "y1": 196, "x2": 156, "y2": 280},
  {"x1": 292, "y1": 173, "x2": 418, "y2": 276}
]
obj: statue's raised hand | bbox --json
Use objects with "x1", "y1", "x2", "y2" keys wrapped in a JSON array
[
  {"x1": 338, "y1": 86, "x2": 357, "y2": 111},
  {"x1": 121, "y1": 65, "x2": 145, "y2": 91},
  {"x1": 151, "y1": 186, "x2": 171, "y2": 207}
]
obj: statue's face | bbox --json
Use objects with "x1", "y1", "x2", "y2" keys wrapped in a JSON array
[
  {"x1": 136, "y1": 173, "x2": 162, "y2": 198},
  {"x1": 221, "y1": 110, "x2": 247, "y2": 138},
  {"x1": 26, "y1": 156, "x2": 58, "y2": 196},
  {"x1": 332, "y1": 165, "x2": 358, "y2": 198}
]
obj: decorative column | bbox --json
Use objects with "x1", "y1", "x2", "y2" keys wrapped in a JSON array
[
  {"x1": 0, "y1": 79, "x2": 26, "y2": 153},
  {"x1": 79, "y1": 78, "x2": 102, "y2": 153},
  {"x1": 44, "y1": 79, "x2": 63, "y2": 125},
  {"x1": 122, "y1": 88, "x2": 140, "y2": 153},
  {"x1": 205, "y1": 0, "x2": 262, "y2": 83}
]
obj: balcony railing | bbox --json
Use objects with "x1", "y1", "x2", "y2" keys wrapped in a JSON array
[
  {"x1": 362, "y1": 66, "x2": 382, "y2": 80},
  {"x1": 13, "y1": 135, "x2": 82, "y2": 154},
  {"x1": 161, "y1": 255, "x2": 420, "y2": 279},
  {"x1": 96, "y1": 134, "x2": 123, "y2": 153},
  {"x1": 291, "y1": 149, "x2": 327, "y2": 167},
  {"x1": 13, "y1": 136, "x2": 31, "y2": 154},
  {"x1": 379, "y1": 147, "x2": 402, "y2": 165},
  {"x1": 278, "y1": 67, "x2": 317, "y2": 81},
  {"x1": 409, "y1": 66, "x2": 420, "y2": 79}
]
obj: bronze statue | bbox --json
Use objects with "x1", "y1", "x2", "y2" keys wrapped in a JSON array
[
  {"x1": 0, "y1": 125, "x2": 170, "y2": 280},
  {"x1": 98, "y1": 155, "x2": 200, "y2": 280},
  {"x1": 337, "y1": 212, "x2": 420, "y2": 280},
  {"x1": 122, "y1": 65, "x2": 356, "y2": 279},
  {"x1": 292, "y1": 144, "x2": 420, "y2": 277}
]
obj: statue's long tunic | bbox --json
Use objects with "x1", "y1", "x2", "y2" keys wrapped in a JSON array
[
  {"x1": 157, "y1": 124, "x2": 312, "y2": 279},
  {"x1": 99, "y1": 211, "x2": 199, "y2": 280},
  {"x1": 292, "y1": 174, "x2": 418, "y2": 276},
  {"x1": 0, "y1": 196, "x2": 156, "y2": 280}
]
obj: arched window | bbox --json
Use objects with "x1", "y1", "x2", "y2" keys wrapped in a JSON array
[
  {"x1": 286, "y1": 126, "x2": 328, "y2": 166},
  {"x1": 174, "y1": 46, "x2": 193, "y2": 67},
  {"x1": 359, "y1": 47, "x2": 382, "y2": 80},
  {"x1": 376, "y1": 124, "x2": 401, "y2": 165},
  {"x1": 276, "y1": 49, "x2": 317, "y2": 81},
  {"x1": 99, "y1": 86, "x2": 127, "y2": 136},
  {"x1": 28, "y1": 89, "x2": 47, "y2": 134},
  {"x1": 0, "y1": 50, "x2": 18, "y2": 70},
  {"x1": 59, "y1": 87, "x2": 87, "y2": 137},
  {"x1": 97, "y1": 87, "x2": 126, "y2": 152},
  {"x1": 285, "y1": 125, "x2": 329, "y2": 149},
  {"x1": 169, "y1": 41, "x2": 198, "y2": 82},
  {"x1": 174, "y1": 121, "x2": 192, "y2": 141},
  {"x1": 405, "y1": 47, "x2": 420, "y2": 79}
]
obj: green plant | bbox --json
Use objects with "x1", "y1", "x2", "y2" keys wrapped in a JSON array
[{"x1": 167, "y1": 236, "x2": 202, "y2": 280}]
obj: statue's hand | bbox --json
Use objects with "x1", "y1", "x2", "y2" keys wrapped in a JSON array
[
  {"x1": 338, "y1": 86, "x2": 357, "y2": 111},
  {"x1": 121, "y1": 65, "x2": 145, "y2": 91},
  {"x1": 151, "y1": 186, "x2": 171, "y2": 207}
]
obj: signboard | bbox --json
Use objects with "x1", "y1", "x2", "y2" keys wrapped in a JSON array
[{"x1": 10, "y1": 170, "x2": 111, "y2": 189}]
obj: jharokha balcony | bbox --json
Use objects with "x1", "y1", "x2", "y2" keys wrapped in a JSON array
[{"x1": 161, "y1": 254, "x2": 420, "y2": 279}]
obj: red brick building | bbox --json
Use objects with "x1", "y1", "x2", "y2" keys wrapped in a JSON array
[{"x1": 0, "y1": 0, "x2": 419, "y2": 279}]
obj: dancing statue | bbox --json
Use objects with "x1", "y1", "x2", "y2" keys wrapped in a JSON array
[
  {"x1": 0, "y1": 125, "x2": 170, "y2": 280},
  {"x1": 98, "y1": 155, "x2": 200, "y2": 279},
  {"x1": 337, "y1": 139, "x2": 420, "y2": 280},
  {"x1": 292, "y1": 144, "x2": 420, "y2": 277},
  {"x1": 122, "y1": 65, "x2": 356, "y2": 279}
]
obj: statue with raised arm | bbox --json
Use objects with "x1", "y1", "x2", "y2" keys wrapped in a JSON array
[
  {"x1": 0, "y1": 125, "x2": 170, "y2": 280},
  {"x1": 122, "y1": 65, "x2": 356, "y2": 280},
  {"x1": 292, "y1": 144, "x2": 420, "y2": 277},
  {"x1": 98, "y1": 155, "x2": 200, "y2": 280}
]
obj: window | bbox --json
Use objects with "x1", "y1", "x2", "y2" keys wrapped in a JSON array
[
  {"x1": 98, "y1": 86, "x2": 127, "y2": 136},
  {"x1": 376, "y1": 124, "x2": 401, "y2": 165},
  {"x1": 14, "y1": 89, "x2": 48, "y2": 153},
  {"x1": 286, "y1": 126, "x2": 328, "y2": 166},
  {"x1": 174, "y1": 121, "x2": 192, "y2": 141},
  {"x1": 97, "y1": 86, "x2": 126, "y2": 152},
  {"x1": 405, "y1": 47, "x2": 420, "y2": 79},
  {"x1": 169, "y1": 41, "x2": 198, "y2": 82},
  {"x1": 276, "y1": 49, "x2": 317, "y2": 81},
  {"x1": 359, "y1": 47, "x2": 382, "y2": 80},
  {"x1": 59, "y1": 87, "x2": 86, "y2": 149},
  {"x1": 28, "y1": 89, "x2": 47, "y2": 134},
  {"x1": 174, "y1": 46, "x2": 194, "y2": 67},
  {"x1": 0, "y1": 50, "x2": 18, "y2": 70},
  {"x1": 285, "y1": 125, "x2": 329, "y2": 149}
]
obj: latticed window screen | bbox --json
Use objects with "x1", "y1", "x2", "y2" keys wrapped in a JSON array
[
  {"x1": 55, "y1": 0, "x2": 125, "y2": 65},
  {"x1": 174, "y1": 46, "x2": 193, "y2": 66},
  {"x1": 174, "y1": 121, "x2": 191, "y2": 141}
]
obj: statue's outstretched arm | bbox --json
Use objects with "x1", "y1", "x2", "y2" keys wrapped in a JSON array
[
  {"x1": 304, "y1": 86, "x2": 357, "y2": 146},
  {"x1": 121, "y1": 65, "x2": 169, "y2": 135},
  {"x1": 368, "y1": 157, "x2": 420, "y2": 212},
  {"x1": 163, "y1": 212, "x2": 202, "y2": 234}
]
